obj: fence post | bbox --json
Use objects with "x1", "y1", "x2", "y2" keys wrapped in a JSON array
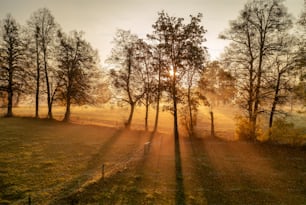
[
  {"x1": 28, "y1": 195, "x2": 31, "y2": 205},
  {"x1": 102, "y1": 163, "x2": 105, "y2": 181}
]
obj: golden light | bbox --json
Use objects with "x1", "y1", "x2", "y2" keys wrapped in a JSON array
[{"x1": 169, "y1": 65, "x2": 174, "y2": 77}]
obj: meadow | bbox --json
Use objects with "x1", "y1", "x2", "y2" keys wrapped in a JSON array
[{"x1": 0, "y1": 105, "x2": 305, "y2": 204}]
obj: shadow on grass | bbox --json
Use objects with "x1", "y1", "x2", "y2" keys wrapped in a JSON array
[
  {"x1": 175, "y1": 136, "x2": 186, "y2": 205},
  {"x1": 49, "y1": 128, "x2": 124, "y2": 205},
  {"x1": 53, "y1": 129, "x2": 153, "y2": 205},
  {"x1": 189, "y1": 136, "x2": 231, "y2": 205},
  {"x1": 86, "y1": 128, "x2": 124, "y2": 170}
]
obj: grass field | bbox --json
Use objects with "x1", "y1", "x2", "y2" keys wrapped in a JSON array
[{"x1": 0, "y1": 105, "x2": 306, "y2": 204}]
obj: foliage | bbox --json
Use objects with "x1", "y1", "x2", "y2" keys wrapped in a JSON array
[
  {"x1": 56, "y1": 30, "x2": 100, "y2": 121},
  {"x1": 150, "y1": 11, "x2": 207, "y2": 136},
  {"x1": 220, "y1": 0, "x2": 293, "y2": 139},
  {"x1": 199, "y1": 61, "x2": 236, "y2": 106},
  {"x1": 0, "y1": 14, "x2": 26, "y2": 117},
  {"x1": 269, "y1": 117, "x2": 306, "y2": 145},
  {"x1": 27, "y1": 8, "x2": 59, "y2": 119},
  {"x1": 108, "y1": 30, "x2": 145, "y2": 127},
  {"x1": 235, "y1": 117, "x2": 260, "y2": 140},
  {"x1": 293, "y1": 5, "x2": 306, "y2": 107}
]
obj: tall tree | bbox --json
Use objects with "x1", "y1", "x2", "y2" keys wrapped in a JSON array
[
  {"x1": 148, "y1": 32, "x2": 167, "y2": 133},
  {"x1": 134, "y1": 39, "x2": 156, "y2": 131},
  {"x1": 293, "y1": 2, "x2": 306, "y2": 106},
  {"x1": 264, "y1": 34, "x2": 297, "y2": 130},
  {"x1": 150, "y1": 11, "x2": 207, "y2": 139},
  {"x1": 29, "y1": 8, "x2": 58, "y2": 119},
  {"x1": 220, "y1": 0, "x2": 292, "y2": 139},
  {"x1": 108, "y1": 30, "x2": 144, "y2": 128},
  {"x1": 183, "y1": 15, "x2": 207, "y2": 131},
  {"x1": 27, "y1": 15, "x2": 43, "y2": 118},
  {"x1": 0, "y1": 14, "x2": 25, "y2": 117},
  {"x1": 56, "y1": 31, "x2": 99, "y2": 122}
]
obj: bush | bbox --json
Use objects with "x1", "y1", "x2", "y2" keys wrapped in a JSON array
[
  {"x1": 235, "y1": 117, "x2": 262, "y2": 140},
  {"x1": 270, "y1": 118, "x2": 306, "y2": 146}
]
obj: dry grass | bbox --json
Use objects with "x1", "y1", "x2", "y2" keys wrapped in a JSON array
[{"x1": 1, "y1": 104, "x2": 305, "y2": 204}]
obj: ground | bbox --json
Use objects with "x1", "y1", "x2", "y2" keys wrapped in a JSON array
[{"x1": 0, "y1": 106, "x2": 305, "y2": 204}]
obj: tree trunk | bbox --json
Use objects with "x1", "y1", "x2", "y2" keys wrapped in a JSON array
[
  {"x1": 42, "y1": 40, "x2": 52, "y2": 119},
  {"x1": 154, "y1": 94, "x2": 160, "y2": 133},
  {"x1": 187, "y1": 86, "x2": 193, "y2": 131},
  {"x1": 63, "y1": 96, "x2": 71, "y2": 122},
  {"x1": 172, "y1": 69, "x2": 179, "y2": 140},
  {"x1": 252, "y1": 34, "x2": 265, "y2": 140},
  {"x1": 145, "y1": 95, "x2": 149, "y2": 131},
  {"x1": 153, "y1": 68, "x2": 161, "y2": 133},
  {"x1": 126, "y1": 103, "x2": 135, "y2": 129},
  {"x1": 173, "y1": 97, "x2": 179, "y2": 140},
  {"x1": 269, "y1": 73, "x2": 281, "y2": 129},
  {"x1": 35, "y1": 32, "x2": 40, "y2": 118},
  {"x1": 210, "y1": 111, "x2": 215, "y2": 138},
  {"x1": 7, "y1": 84, "x2": 13, "y2": 117},
  {"x1": 6, "y1": 62, "x2": 13, "y2": 117}
]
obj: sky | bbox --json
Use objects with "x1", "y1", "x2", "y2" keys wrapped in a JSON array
[{"x1": 0, "y1": 0, "x2": 304, "y2": 66}]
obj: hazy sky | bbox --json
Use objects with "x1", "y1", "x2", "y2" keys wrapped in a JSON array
[{"x1": 0, "y1": 0, "x2": 304, "y2": 66}]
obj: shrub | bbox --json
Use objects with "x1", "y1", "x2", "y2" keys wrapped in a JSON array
[
  {"x1": 235, "y1": 117, "x2": 263, "y2": 140},
  {"x1": 270, "y1": 118, "x2": 306, "y2": 146}
]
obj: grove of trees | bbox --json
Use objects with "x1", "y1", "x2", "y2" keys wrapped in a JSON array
[
  {"x1": 220, "y1": 0, "x2": 305, "y2": 140},
  {"x1": 0, "y1": 8, "x2": 100, "y2": 122},
  {"x1": 0, "y1": 0, "x2": 305, "y2": 140}
]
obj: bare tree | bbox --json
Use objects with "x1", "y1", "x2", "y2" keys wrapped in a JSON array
[
  {"x1": 56, "y1": 30, "x2": 100, "y2": 122},
  {"x1": 263, "y1": 34, "x2": 297, "y2": 130},
  {"x1": 108, "y1": 30, "x2": 144, "y2": 128},
  {"x1": 27, "y1": 16, "x2": 43, "y2": 118},
  {"x1": 134, "y1": 39, "x2": 156, "y2": 131},
  {"x1": 183, "y1": 15, "x2": 208, "y2": 131},
  {"x1": 29, "y1": 8, "x2": 58, "y2": 119},
  {"x1": 150, "y1": 11, "x2": 207, "y2": 139},
  {"x1": 220, "y1": 0, "x2": 292, "y2": 140},
  {"x1": 293, "y1": 2, "x2": 306, "y2": 107},
  {"x1": 0, "y1": 14, "x2": 25, "y2": 117},
  {"x1": 148, "y1": 32, "x2": 168, "y2": 133}
]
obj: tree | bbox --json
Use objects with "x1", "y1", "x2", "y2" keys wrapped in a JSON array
[
  {"x1": 27, "y1": 14, "x2": 43, "y2": 118},
  {"x1": 134, "y1": 39, "x2": 156, "y2": 131},
  {"x1": 220, "y1": 0, "x2": 292, "y2": 140},
  {"x1": 29, "y1": 8, "x2": 58, "y2": 119},
  {"x1": 293, "y1": 2, "x2": 306, "y2": 107},
  {"x1": 0, "y1": 14, "x2": 25, "y2": 117},
  {"x1": 150, "y1": 11, "x2": 207, "y2": 139},
  {"x1": 108, "y1": 30, "x2": 144, "y2": 128},
  {"x1": 147, "y1": 30, "x2": 169, "y2": 133},
  {"x1": 264, "y1": 34, "x2": 297, "y2": 130},
  {"x1": 56, "y1": 30, "x2": 100, "y2": 122},
  {"x1": 182, "y1": 15, "x2": 208, "y2": 132}
]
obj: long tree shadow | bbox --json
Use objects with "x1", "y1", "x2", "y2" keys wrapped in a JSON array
[
  {"x1": 49, "y1": 128, "x2": 125, "y2": 205},
  {"x1": 86, "y1": 128, "x2": 124, "y2": 170},
  {"x1": 175, "y1": 136, "x2": 186, "y2": 205},
  {"x1": 189, "y1": 136, "x2": 232, "y2": 204},
  {"x1": 189, "y1": 134, "x2": 285, "y2": 205},
  {"x1": 121, "y1": 131, "x2": 157, "y2": 204}
]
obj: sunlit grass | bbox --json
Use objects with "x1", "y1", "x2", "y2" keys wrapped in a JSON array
[
  {"x1": 0, "y1": 104, "x2": 305, "y2": 204},
  {"x1": 0, "y1": 117, "x2": 151, "y2": 204}
]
